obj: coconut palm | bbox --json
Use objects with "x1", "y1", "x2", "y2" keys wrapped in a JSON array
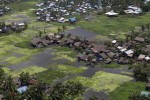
[
  {"x1": 3, "y1": 76, "x2": 16, "y2": 92},
  {"x1": 0, "y1": 68, "x2": 5, "y2": 83},
  {"x1": 24, "y1": 83, "x2": 44, "y2": 100},
  {"x1": 19, "y1": 72, "x2": 30, "y2": 86},
  {"x1": 48, "y1": 83, "x2": 66, "y2": 100}
]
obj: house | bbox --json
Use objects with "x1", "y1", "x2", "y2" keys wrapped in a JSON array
[
  {"x1": 105, "y1": 58, "x2": 112, "y2": 64},
  {"x1": 31, "y1": 38, "x2": 44, "y2": 48},
  {"x1": 134, "y1": 37, "x2": 145, "y2": 42},
  {"x1": 124, "y1": 6, "x2": 142, "y2": 15},
  {"x1": 74, "y1": 42, "x2": 81, "y2": 47},
  {"x1": 0, "y1": 94, "x2": 4, "y2": 100},
  {"x1": 105, "y1": 10, "x2": 119, "y2": 17},
  {"x1": 78, "y1": 54, "x2": 89, "y2": 61},
  {"x1": 118, "y1": 57, "x2": 125, "y2": 64},
  {"x1": 28, "y1": 79, "x2": 39, "y2": 85},
  {"x1": 145, "y1": 56, "x2": 150, "y2": 61},
  {"x1": 106, "y1": 52, "x2": 115, "y2": 58},
  {"x1": 91, "y1": 45, "x2": 107, "y2": 53},
  {"x1": 112, "y1": 40, "x2": 117, "y2": 44},
  {"x1": 125, "y1": 50, "x2": 134, "y2": 57},
  {"x1": 138, "y1": 54, "x2": 146, "y2": 60},
  {"x1": 99, "y1": 53, "x2": 107, "y2": 60}
]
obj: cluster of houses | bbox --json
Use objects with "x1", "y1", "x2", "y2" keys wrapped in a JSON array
[
  {"x1": 0, "y1": 0, "x2": 22, "y2": 4},
  {"x1": 0, "y1": 6, "x2": 10, "y2": 16},
  {"x1": 35, "y1": 0, "x2": 98, "y2": 23},
  {"x1": 105, "y1": 5, "x2": 142, "y2": 17},
  {"x1": 31, "y1": 32, "x2": 150, "y2": 65},
  {"x1": 0, "y1": 22, "x2": 27, "y2": 33}
]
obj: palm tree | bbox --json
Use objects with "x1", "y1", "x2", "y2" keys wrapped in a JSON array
[
  {"x1": 48, "y1": 83, "x2": 66, "y2": 100},
  {"x1": 57, "y1": 27, "x2": 62, "y2": 34},
  {"x1": 146, "y1": 23, "x2": 150, "y2": 32},
  {"x1": 19, "y1": 72, "x2": 30, "y2": 86},
  {"x1": 62, "y1": 25, "x2": 67, "y2": 32},
  {"x1": 24, "y1": 83, "x2": 44, "y2": 100},
  {"x1": 3, "y1": 76, "x2": 16, "y2": 92},
  {"x1": 39, "y1": 31, "x2": 43, "y2": 37},
  {"x1": 141, "y1": 25, "x2": 145, "y2": 33},
  {"x1": 0, "y1": 68, "x2": 5, "y2": 83}
]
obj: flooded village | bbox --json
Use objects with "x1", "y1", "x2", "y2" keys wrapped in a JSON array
[{"x1": 0, "y1": 0, "x2": 150, "y2": 100}]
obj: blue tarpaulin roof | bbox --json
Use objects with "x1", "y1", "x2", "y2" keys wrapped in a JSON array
[
  {"x1": 69, "y1": 17, "x2": 76, "y2": 22},
  {"x1": 17, "y1": 86, "x2": 28, "y2": 94}
]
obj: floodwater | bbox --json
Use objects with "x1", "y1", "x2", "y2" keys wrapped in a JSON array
[
  {"x1": 66, "y1": 27, "x2": 97, "y2": 40},
  {"x1": 1, "y1": 27, "x2": 133, "y2": 100},
  {"x1": 83, "y1": 89, "x2": 108, "y2": 100}
]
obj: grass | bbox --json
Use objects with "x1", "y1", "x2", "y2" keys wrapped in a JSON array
[
  {"x1": 76, "y1": 14, "x2": 150, "y2": 35},
  {"x1": 101, "y1": 63, "x2": 123, "y2": 68},
  {"x1": 2, "y1": 66, "x2": 47, "y2": 77},
  {"x1": 52, "y1": 13, "x2": 150, "y2": 40},
  {"x1": 109, "y1": 82, "x2": 146, "y2": 100},
  {"x1": 36, "y1": 69, "x2": 67, "y2": 84},
  {"x1": 56, "y1": 64, "x2": 87, "y2": 74},
  {"x1": 36, "y1": 64, "x2": 87, "y2": 84},
  {"x1": 69, "y1": 71, "x2": 133, "y2": 93},
  {"x1": 52, "y1": 47, "x2": 77, "y2": 62}
]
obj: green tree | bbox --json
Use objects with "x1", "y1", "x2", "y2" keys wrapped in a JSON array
[{"x1": 19, "y1": 72, "x2": 30, "y2": 86}]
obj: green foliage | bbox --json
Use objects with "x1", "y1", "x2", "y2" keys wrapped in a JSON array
[
  {"x1": 23, "y1": 83, "x2": 44, "y2": 100},
  {"x1": 15, "y1": 41, "x2": 31, "y2": 49},
  {"x1": 36, "y1": 69, "x2": 66, "y2": 84},
  {"x1": 109, "y1": 82, "x2": 146, "y2": 100},
  {"x1": 70, "y1": 71, "x2": 133, "y2": 92},
  {"x1": 133, "y1": 63, "x2": 150, "y2": 82},
  {"x1": 48, "y1": 81, "x2": 85, "y2": 100},
  {"x1": 2, "y1": 76, "x2": 16, "y2": 92},
  {"x1": 19, "y1": 72, "x2": 30, "y2": 86}
]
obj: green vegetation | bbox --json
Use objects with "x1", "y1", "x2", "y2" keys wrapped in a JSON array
[
  {"x1": 69, "y1": 71, "x2": 133, "y2": 92},
  {"x1": 56, "y1": 64, "x2": 87, "y2": 74},
  {"x1": 2, "y1": 66, "x2": 47, "y2": 77},
  {"x1": 101, "y1": 63, "x2": 122, "y2": 68},
  {"x1": 36, "y1": 64, "x2": 87, "y2": 84},
  {"x1": 36, "y1": 69, "x2": 67, "y2": 84},
  {"x1": 53, "y1": 47, "x2": 77, "y2": 62},
  {"x1": 109, "y1": 82, "x2": 146, "y2": 100},
  {"x1": 76, "y1": 14, "x2": 150, "y2": 36}
]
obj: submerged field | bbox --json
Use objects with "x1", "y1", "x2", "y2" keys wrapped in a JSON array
[{"x1": 0, "y1": 0, "x2": 149, "y2": 100}]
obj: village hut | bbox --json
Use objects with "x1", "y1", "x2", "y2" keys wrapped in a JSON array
[
  {"x1": 0, "y1": 94, "x2": 4, "y2": 100},
  {"x1": 134, "y1": 37, "x2": 145, "y2": 42},
  {"x1": 105, "y1": 10, "x2": 119, "y2": 17},
  {"x1": 138, "y1": 54, "x2": 146, "y2": 60},
  {"x1": 31, "y1": 38, "x2": 45, "y2": 48}
]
